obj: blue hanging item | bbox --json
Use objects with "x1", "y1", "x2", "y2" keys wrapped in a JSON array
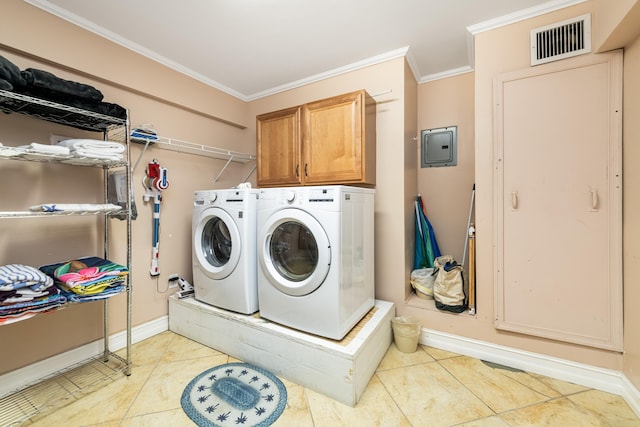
[
  {"x1": 414, "y1": 194, "x2": 441, "y2": 269},
  {"x1": 143, "y1": 159, "x2": 169, "y2": 277},
  {"x1": 420, "y1": 195, "x2": 441, "y2": 260}
]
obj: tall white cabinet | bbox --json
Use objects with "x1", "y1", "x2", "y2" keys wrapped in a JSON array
[
  {"x1": 493, "y1": 51, "x2": 623, "y2": 351},
  {"x1": 0, "y1": 90, "x2": 132, "y2": 422}
]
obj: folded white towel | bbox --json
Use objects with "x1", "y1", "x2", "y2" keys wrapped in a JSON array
[
  {"x1": 58, "y1": 139, "x2": 125, "y2": 153},
  {"x1": 71, "y1": 149, "x2": 122, "y2": 161},
  {"x1": 29, "y1": 203, "x2": 123, "y2": 213},
  {"x1": 24, "y1": 143, "x2": 71, "y2": 155},
  {"x1": 0, "y1": 146, "x2": 23, "y2": 157}
]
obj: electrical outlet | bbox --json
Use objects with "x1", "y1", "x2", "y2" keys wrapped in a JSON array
[{"x1": 168, "y1": 273, "x2": 179, "y2": 288}]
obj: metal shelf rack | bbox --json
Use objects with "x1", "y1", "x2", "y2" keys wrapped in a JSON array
[{"x1": 0, "y1": 89, "x2": 132, "y2": 425}]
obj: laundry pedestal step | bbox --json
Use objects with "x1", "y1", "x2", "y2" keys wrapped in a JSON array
[{"x1": 168, "y1": 296, "x2": 394, "y2": 407}]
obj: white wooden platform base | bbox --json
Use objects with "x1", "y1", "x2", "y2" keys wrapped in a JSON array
[{"x1": 168, "y1": 296, "x2": 395, "y2": 407}]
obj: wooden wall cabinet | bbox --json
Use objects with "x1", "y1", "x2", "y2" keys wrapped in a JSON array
[{"x1": 256, "y1": 90, "x2": 376, "y2": 187}]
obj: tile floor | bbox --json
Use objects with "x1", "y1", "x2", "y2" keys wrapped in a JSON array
[{"x1": 8, "y1": 330, "x2": 640, "y2": 426}]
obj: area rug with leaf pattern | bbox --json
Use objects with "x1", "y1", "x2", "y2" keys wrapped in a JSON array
[{"x1": 181, "y1": 362, "x2": 287, "y2": 427}]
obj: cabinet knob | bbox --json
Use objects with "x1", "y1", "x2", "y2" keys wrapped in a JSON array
[{"x1": 304, "y1": 163, "x2": 308, "y2": 176}]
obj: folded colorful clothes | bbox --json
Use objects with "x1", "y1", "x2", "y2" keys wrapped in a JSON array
[
  {"x1": 0, "y1": 292, "x2": 66, "y2": 316},
  {"x1": 0, "y1": 284, "x2": 59, "y2": 304},
  {"x1": 0, "y1": 264, "x2": 53, "y2": 291},
  {"x1": 40, "y1": 256, "x2": 128, "y2": 295},
  {"x1": 58, "y1": 283, "x2": 125, "y2": 303}
]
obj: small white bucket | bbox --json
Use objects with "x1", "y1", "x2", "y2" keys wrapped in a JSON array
[{"x1": 391, "y1": 315, "x2": 421, "y2": 353}]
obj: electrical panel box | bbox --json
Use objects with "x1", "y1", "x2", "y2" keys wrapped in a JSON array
[{"x1": 420, "y1": 126, "x2": 457, "y2": 168}]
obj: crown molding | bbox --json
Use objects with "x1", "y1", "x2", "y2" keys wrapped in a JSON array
[
  {"x1": 25, "y1": 0, "x2": 589, "y2": 100},
  {"x1": 247, "y1": 47, "x2": 410, "y2": 101},
  {"x1": 467, "y1": 0, "x2": 588, "y2": 35}
]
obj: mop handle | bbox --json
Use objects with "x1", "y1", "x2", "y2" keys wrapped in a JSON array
[
  {"x1": 150, "y1": 194, "x2": 160, "y2": 276},
  {"x1": 461, "y1": 184, "x2": 476, "y2": 267}
]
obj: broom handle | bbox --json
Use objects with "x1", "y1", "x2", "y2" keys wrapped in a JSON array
[
  {"x1": 461, "y1": 184, "x2": 476, "y2": 267},
  {"x1": 461, "y1": 184, "x2": 476, "y2": 265}
]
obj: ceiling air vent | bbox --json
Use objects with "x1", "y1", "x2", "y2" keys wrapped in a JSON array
[{"x1": 530, "y1": 14, "x2": 591, "y2": 66}]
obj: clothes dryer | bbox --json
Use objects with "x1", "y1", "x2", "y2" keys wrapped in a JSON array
[
  {"x1": 256, "y1": 185, "x2": 375, "y2": 340},
  {"x1": 192, "y1": 188, "x2": 259, "y2": 314}
]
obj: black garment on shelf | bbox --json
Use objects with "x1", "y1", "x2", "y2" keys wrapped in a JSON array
[
  {"x1": 21, "y1": 68, "x2": 104, "y2": 102},
  {"x1": 0, "y1": 56, "x2": 26, "y2": 91},
  {"x1": 0, "y1": 55, "x2": 126, "y2": 131}
]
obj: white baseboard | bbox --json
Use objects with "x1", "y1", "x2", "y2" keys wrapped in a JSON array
[
  {"x1": 420, "y1": 327, "x2": 640, "y2": 419},
  {"x1": 622, "y1": 374, "x2": 640, "y2": 420},
  {"x1": 0, "y1": 316, "x2": 168, "y2": 398}
]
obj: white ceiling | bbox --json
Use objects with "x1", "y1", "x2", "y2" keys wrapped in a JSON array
[{"x1": 26, "y1": 0, "x2": 583, "y2": 101}]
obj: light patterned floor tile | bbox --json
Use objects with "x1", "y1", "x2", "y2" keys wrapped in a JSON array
[
  {"x1": 306, "y1": 375, "x2": 411, "y2": 427},
  {"x1": 9, "y1": 331, "x2": 640, "y2": 426},
  {"x1": 421, "y1": 345, "x2": 462, "y2": 360},
  {"x1": 161, "y1": 333, "x2": 225, "y2": 362},
  {"x1": 456, "y1": 415, "x2": 511, "y2": 426},
  {"x1": 28, "y1": 364, "x2": 155, "y2": 427},
  {"x1": 568, "y1": 389, "x2": 640, "y2": 426},
  {"x1": 376, "y1": 362, "x2": 494, "y2": 426},
  {"x1": 528, "y1": 372, "x2": 590, "y2": 396},
  {"x1": 496, "y1": 369, "x2": 563, "y2": 399},
  {"x1": 499, "y1": 397, "x2": 607, "y2": 426},
  {"x1": 439, "y1": 356, "x2": 549, "y2": 413},
  {"x1": 272, "y1": 385, "x2": 314, "y2": 427},
  {"x1": 376, "y1": 341, "x2": 435, "y2": 371},
  {"x1": 116, "y1": 330, "x2": 174, "y2": 367},
  {"x1": 125, "y1": 354, "x2": 229, "y2": 417},
  {"x1": 120, "y1": 408, "x2": 195, "y2": 427}
]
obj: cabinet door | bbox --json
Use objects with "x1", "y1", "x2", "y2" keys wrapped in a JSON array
[
  {"x1": 493, "y1": 52, "x2": 623, "y2": 350},
  {"x1": 257, "y1": 106, "x2": 301, "y2": 186},
  {"x1": 302, "y1": 90, "x2": 372, "y2": 185}
]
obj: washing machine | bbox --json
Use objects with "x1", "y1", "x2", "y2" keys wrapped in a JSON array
[
  {"x1": 192, "y1": 188, "x2": 259, "y2": 314},
  {"x1": 256, "y1": 185, "x2": 375, "y2": 340}
]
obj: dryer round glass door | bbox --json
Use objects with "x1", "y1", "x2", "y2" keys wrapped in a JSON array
[
  {"x1": 259, "y1": 208, "x2": 330, "y2": 296},
  {"x1": 194, "y1": 207, "x2": 241, "y2": 279}
]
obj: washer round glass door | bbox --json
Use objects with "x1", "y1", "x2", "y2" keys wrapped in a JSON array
[
  {"x1": 260, "y1": 208, "x2": 330, "y2": 296},
  {"x1": 194, "y1": 207, "x2": 240, "y2": 279}
]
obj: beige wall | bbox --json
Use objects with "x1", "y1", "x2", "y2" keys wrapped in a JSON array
[
  {"x1": 3, "y1": 0, "x2": 640, "y2": 394},
  {"x1": 0, "y1": 0, "x2": 254, "y2": 373},
  {"x1": 594, "y1": 0, "x2": 640, "y2": 52},
  {"x1": 403, "y1": 61, "x2": 419, "y2": 302},
  {"x1": 474, "y1": 1, "x2": 624, "y2": 369},
  {"x1": 408, "y1": 1, "x2": 627, "y2": 372},
  {"x1": 416, "y1": 72, "x2": 475, "y2": 263},
  {"x1": 1, "y1": 0, "x2": 413, "y2": 374},
  {"x1": 622, "y1": 27, "x2": 640, "y2": 390}
]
